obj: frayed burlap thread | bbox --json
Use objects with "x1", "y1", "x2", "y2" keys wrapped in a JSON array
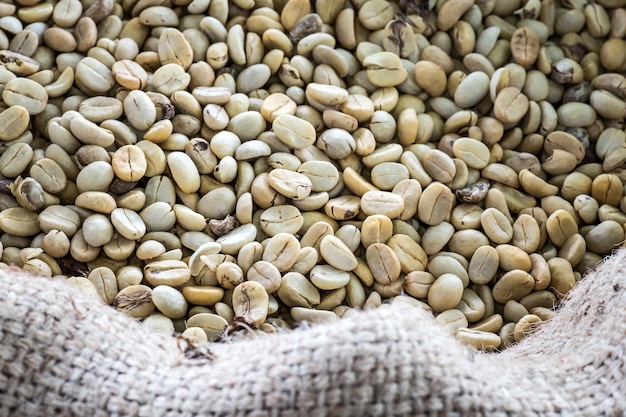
[{"x1": 2, "y1": 250, "x2": 626, "y2": 416}]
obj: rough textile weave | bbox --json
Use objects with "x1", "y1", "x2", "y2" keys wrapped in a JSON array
[{"x1": 1, "y1": 249, "x2": 626, "y2": 417}]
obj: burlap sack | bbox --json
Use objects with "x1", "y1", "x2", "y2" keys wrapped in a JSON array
[{"x1": 1, "y1": 248, "x2": 625, "y2": 417}]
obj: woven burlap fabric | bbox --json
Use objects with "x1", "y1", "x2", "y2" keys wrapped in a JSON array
[{"x1": 1, "y1": 250, "x2": 626, "y2": 416}]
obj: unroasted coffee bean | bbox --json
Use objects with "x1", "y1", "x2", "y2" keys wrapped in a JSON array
[
  {"x1": 232, "y1": 281, "x2": 269, "y2": 327},
  {"x1": 114, "y1": 285, "x2": 155, "y2": 318}
]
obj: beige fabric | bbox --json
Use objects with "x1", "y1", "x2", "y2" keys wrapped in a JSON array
[{"x1": 1, "y1": 249, "x2": 626, "y2": 416}]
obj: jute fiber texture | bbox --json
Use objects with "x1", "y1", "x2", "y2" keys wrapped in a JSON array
[{"x1": 2, "y1": 250, "x2": 626, "y2": 417}]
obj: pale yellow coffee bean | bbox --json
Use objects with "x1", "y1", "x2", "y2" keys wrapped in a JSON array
[
  {"x1": 482, "y1": 163, "x2": 519, "y2": 188},
  {"x1": 363, "y1": 51, "x2": 407, "y2": 87},
  {"x1": 357, "y1": 0, "x2": 394, "y2": 30},
  {"x1": 261, "y1": 93, "x2": 297, "y2": 122},
  {"x1": 404, "y1": 271, "x2": 435, "y2": 299},
  {"x1": 267, "y1": 152, "x2": 301, "y2": 172},
  {"x1": 468, "y1": 245, "x2": 499, "y2": 285},
  {"x1": 437, "y1": 0, "x2": 474, "y2": 31},
  {"x1": 268, "y1": 168, "x2": 312, "y2": 200},
  {"x1": 151, "y1": 285, "x2": 188, "y2": 319},
  {"x1": 360, "y1": 190, "x2": 404, "y2": 219},
  {"x1": 417, "y1": 182, "x2": 455, "y2": 226},
  {"x1": 451, "y1": 204, "x2": 483, "y2": 231},
  {"x1": 422, "y1": 149, "x2": 456, "y2": 183},
  {"x1": 276, "y1": 271, "x2": 320, "y2": 308},
  {"x1": 0, "y1": 105, "x2": 30, "y2": 141},
  {"x1": 182, "y1": 286, "x2": 225, "y2": 307},
  {"x1": 110, "y1": 207, "x2": 146, "y2": 240},
  {"x1": 74, "y1": 57, "x2": 115, "y2": 94},
  {"x1": 590, "y1": 89, "x2": 626, "y2": 120},
  {"x1": 510, "y1": 28, "x2": 540, "y2": 67},
  {"x1": 144, "y1": 260, "x2": 191, "y2": 287},
  {"x1": 0, "y1": 142, "x2": 32, "y2": 177},
  {"x1": 493, "y1": 87, "x2": 529, "y2": 124},
  {"x1": 38, "y1": 205, "x2": 81, "y2": 236},
  {"x1": 247, "y1": 260, "x2": 281, "y2": 293},
  {"x1": 272, "y1": 113, "x2": 317, "y2": 149},
  {"x1": 428, "y1": 254, "x2": 470, "y2": 286},
  {"x1": 366, "y1": 242, "x2": 401, "y2": 284},
  {"x1": 262, "y1": 232, "x2": 300, "y2": 272},
  {"x1": 435, "y1": 309, "x2": 468, "y2": 334},
  {"x1": 305, "y1": 83, "x2": 348, "y2": 106},
  {"x1": 142, "y1": 314, "x2": 175, "y2": 334},
  {"x1": 342, "y1": 166, "x2": 379, "y2": 196},
  {"x1": 530, "y1": 253, "x2": 551, "y2": 291},
  {"x1": 297, "y1": 160, "x2": 340, "y2": 192},
  {"x1": 545, "y1": 209, "x2": 578, "y2": 247},
  {"x1": 558, "y1": 234, "x2": 586, "y2": 267},
  {"x1": 585, "y1": 220, "x2": 625, "y2": 255},
  {"x1": 324, "y1": 195, "x2": 360, "y2": 221},
  {"x1": 428, "y1": 273, "x2": 465, "y2": 312},
  {"x1": 334, "y1": 224, "x2": 361, "y2": 253},
  {"x1": 289, "y1": 246, "x2": 319, "y2": 275},
  {"x1": 369, "y1": 162, "x2": 409, "y2": 191},
  {"x1": 317, "y1": 128, "x2": 356, "y2": 159},
  {"x1": 557, "y1": 102, "x2": 597, "y2": 128},
  {"x1": 87, "y1": 267, "x2": 118, "y2": 304},
  {"x1": 139, "y1": 6, "x2": 179, "y2": 26},
  {"x1": 414, "y1": 60, "x2": 447, "y2": 97},
  {"x1": 29, "y1": 158, "x2": 66, "y2": 194},
  {"x1": 511, "y1": 214, "x2": 541, "y2": 253},
  {"x1": 452, "y1": 138, "x2": 490, "y2": 170},
  {"x1": 112, "y1": 59, "x2": 148, "y2": 90},
  {"x1": 65, "y1": 277, "x2": 100, "y2": 300},
  {"x1": 310, "y1": 264, "x2": 350, "y2": 290},
  {"x1": 185, "y1": 312, "x2": 227, "y2": 341},
  {"x1": 360, "y1": 214, "x2": 393, "y2": 248},
  {"x1": 492, "y1": 269, "x2": 535, "y2": 304},
  {"x1": 123, "y1": 90, "x2": 156, "y2": 131},
  {"x1": 69, "y1": 117, "x2": 115, "y2": 148},
  {"x1": 496, "y1": 244, "x2": 532, "y2": 272},
  {"x1": 136, "y1": 240, "x2": 167, "y2": 261},
  {"x1": 480, "y1": 207, "x2": 513, "y2": 244},
  {"x1": 455, "y1": 288, "x2": 486, "y2": 323},
  {"x1": 82, "y1": 213, "x2": 113, "y2": 247},
  {"x1": 260, "y1": 205, "x2": 303, "y2": 236},
  {"x1": 299, "y1": 221, "x2": 334, "y2": 254},
  {"x1": 291, "y1": 307, "x2": 336, "y2": 323},
  {"x1": 232, "y1": 281, "x2": 269, "y2": 327},
  {"x1": 237, "y1": 242, "x2": 264, "y2": 276},
  {"x1": 320, "y1": 234, "x2": 358, "y2": 271},
  {"x1": 140, "y1": 202, "x2": 176, "y2": 232},
  {"x1": 3, "y1": 77, "x2": 47, "y2": 115},
  {"x1": 503, "y1": 300, "x2": 530, "y2": 324},
  {"x1": 181, "y1": 327, "x2": 209, "y2": 344},
  {"x1": 387, "y1": 234, "x2": 427, "y2": 273},
  {"x1": 111, "y1": 145, "x2": 147, "y2": 182},
  {"x1": 167, "y1": 151, "x2": 201, "y2": 194},
  {"x1": 153, "y1": 63, "x2": 190, "y2": 96},
  {"x1": 392, "y1": 179, "x2": 422, "y2": 221},
  {"x1": 236, "y1": 63, "x2": 271, "y2": 94},
  {"x1": 513, "y1": 314, "x2": 542, "y2": 343},
  {"x1": 42, "y1": 230, "x2": 70, "y2": 258},
  {"x1": 114, "y1": 285, "x2": 155, "y2": 318},
  {"x1": 0, "y1": 207, "x2": 39, "y2": 236},
  {"x1": 216, "y1": 224, "x2": 258, "y2": 255},
  {"x1": 454, "y1": 72, "x2": 490, "y2": 108},
  {"x1": 456, "y1": 328, "x2": 501, "y2": 352},
  {"x1": 591, "y1": 173, "x2": 623, "y2": 207}
]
